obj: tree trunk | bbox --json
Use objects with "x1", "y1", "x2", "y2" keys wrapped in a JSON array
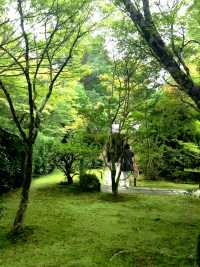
[
  {"x1": 134, "y1": 177, "x2": 136, "y2": 187},
  {"x1": 111, "y1": 161, "x2": 118, "y2": 195},
  {"x1": 66, "y1": 173, "x2": 73, "y2": 185},
  {"x1": 12, "y1": 143, "x2": 33, "y2": 233},
  {"x1": 121, "y1": 0, "x2": 200, "y2": 109}
]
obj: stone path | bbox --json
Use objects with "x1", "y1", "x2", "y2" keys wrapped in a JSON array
[{"x1": 102, "y1": 185, "x2": 188, "y2": 195}]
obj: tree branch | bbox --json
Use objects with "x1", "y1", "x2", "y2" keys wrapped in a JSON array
[
  {"x1": 0, "y1": 46, "x2": 26, "y2": 75},
  {"x1": 0, "y1": 80, "x2": 27, "y2": 141},
  {"x1": 38, "y1": 28, "x2": 83, "y2": 114},
  {"x1": 142, "y1": 0, "x2": 152, "y2": 23},
  {"x1": 120, "y1": 0, "x2": 200, "y2": 109},
  {"x1": 17, "y1": 0, "x2": 35, "y2": 136}
]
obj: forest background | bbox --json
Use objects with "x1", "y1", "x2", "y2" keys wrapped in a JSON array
[{"x1": 1, "y1": 0, "x2": 200, "y2": 233}]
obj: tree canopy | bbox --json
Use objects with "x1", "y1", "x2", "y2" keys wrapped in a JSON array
[{"x1": 1, "y1": 0, "x2": 200, "y2": 233}]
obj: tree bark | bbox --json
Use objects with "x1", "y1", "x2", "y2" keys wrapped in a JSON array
[
  {"x1": 111, "y1": 161, "x2": 118, "y2": 195},
  {"x1": 63, "y1": 155, "x2": 74, "y2": 184},
  {"x1": 66, "y1": 173, "x2": 73, "y2": 185},
  {"x1": 121, "y1": 0, "x2": 200, "y2": 109},
  {"x1": 12, "y1": 143, "x2": 33, "y2": 233}
]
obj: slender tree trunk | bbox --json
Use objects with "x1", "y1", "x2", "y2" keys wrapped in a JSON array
[
  {"x1": 134, "y1": 177, "x2": 136, "y2": 187},
  {"x1": 111, "y1": 161, "x2": 118, "y2": 195},
  {"x1": 12, "y1": 143, "x2": 33, "y2": 233},
  {"x1": 121, "y1": 0, "x2": 200, "y2": 109}
]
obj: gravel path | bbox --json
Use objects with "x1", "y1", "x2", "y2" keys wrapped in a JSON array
[{"x1": 102, "y1": 185, "x2": 188, "y2": 195}]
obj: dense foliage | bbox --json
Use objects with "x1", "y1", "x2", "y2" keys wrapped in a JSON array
[
  {"x1": 0, "y1": 128, "x2": 25, "y2": 192},
  {"x1": 0, "y1": 0, "x2": 200, "y2": 232},
  {"x1": 1, "y1": 1, "x2": 200, "y2": 265},
  {"x1": 33, "y1": 133, "x2": 56, "y2": 176},
  {"x1": 132, "y1": 89, "x2": 200, "y2": 180},
  {"x1": 1, "y1": 0, "x2": 200, "y2": 187}
]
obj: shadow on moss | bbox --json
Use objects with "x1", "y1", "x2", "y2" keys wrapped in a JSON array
[
  {"x1": 99, "y1": 193, "x2": 138, "y2": 203},
  {"x1": 7, "y1": 225, "x2": 35, "y2": 244}
]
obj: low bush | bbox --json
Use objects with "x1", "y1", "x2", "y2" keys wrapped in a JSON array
[
  {"x1": 79, "y1": 173, "x2": 101, "y2": 192},
  {"x1": 0, "y1": 128, "x2": 25, "y2": 190}
]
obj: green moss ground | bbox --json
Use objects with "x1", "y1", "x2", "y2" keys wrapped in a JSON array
[
  {"x1": 136, "y1": 178, "x2": 199, "y2": 189},
  {"x1": 0, "y1": 171, "x2": 200, "y2": 266}
]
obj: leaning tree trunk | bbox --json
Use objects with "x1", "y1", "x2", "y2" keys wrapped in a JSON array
[
  {"x1": 12, "y1": 143, "x2": 33, "y2": 233},
  {"x1": 121, "y1": 0, "x2": 200, "y2": 109}
]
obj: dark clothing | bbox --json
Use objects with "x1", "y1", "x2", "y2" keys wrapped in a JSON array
[
  {"x1": 106, "y1": 133, "x2": 124, "y2": 163},
  {"x1": 121, "y1": 148, "x2": 134, "y2": 171}
]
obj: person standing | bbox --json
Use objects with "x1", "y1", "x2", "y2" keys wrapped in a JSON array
[{"x1": 120, "y1": 144, "x2": 134, "y2": 188}]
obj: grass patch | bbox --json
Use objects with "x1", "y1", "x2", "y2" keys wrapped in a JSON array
[
  {"x1": 32, "y1": 170, "x2": 65, "y2": 189},
  {"x1": 136, "y1": 178, "x2": 199, "y2": 189},
  {"x1": 0, "y1": 171, "x2": 200, "y2": 266}
]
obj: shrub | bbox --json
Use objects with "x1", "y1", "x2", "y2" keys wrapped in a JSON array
[
  {"x1": 0, "y1": 128, "x2": 25, "y2": 190},
  {"x1": 33, "y1": 133, "x2": 56, "y2": 176},
  {"x1": 79, "y1": 173, "x2": 101, "y2": 192}
]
